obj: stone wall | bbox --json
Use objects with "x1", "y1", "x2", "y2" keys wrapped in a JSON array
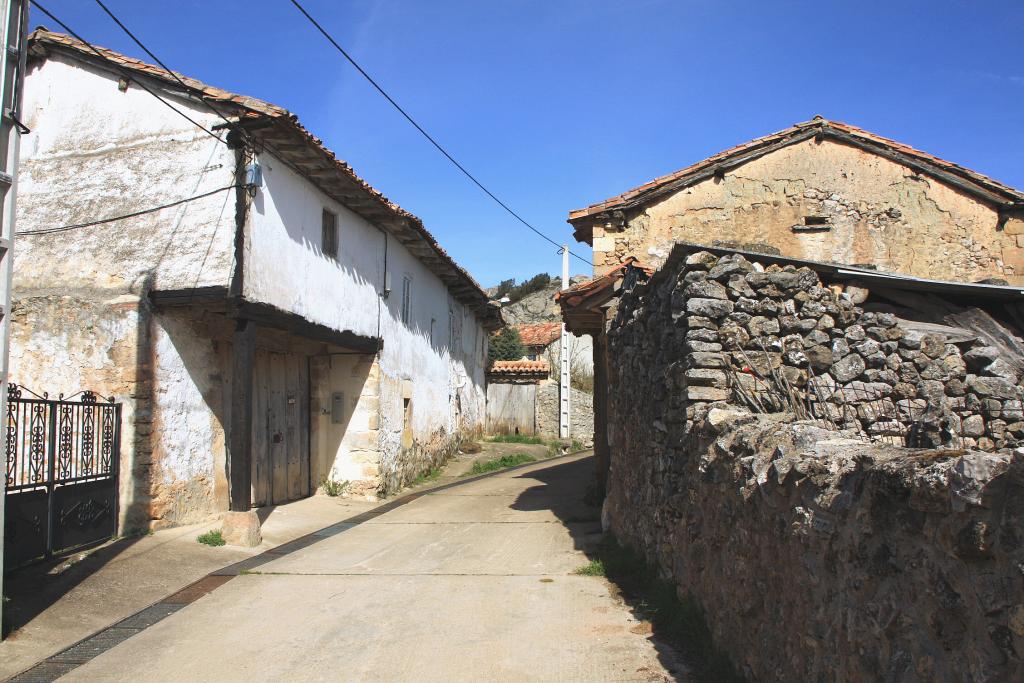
[
  {"x1": 603, "y1": 410, "x2": 1024, "y2": 682},
  {"x1": 603, "y1": 246, "x2": 1024, "y2": 680},
  {"x1": 536, "y1": 380, "x2": 594, "y2": 447},
  {"x1": 621, "y1": 248, "x2": 1023, "y2": 451}
]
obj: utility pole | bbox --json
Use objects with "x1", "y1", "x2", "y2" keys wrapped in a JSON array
[
  {"x1": 559, "y1": 246, "x2": 570, "y2": 440},
  {"x1": 0, "y1": 0, "x2": 28, "y2": 640}
]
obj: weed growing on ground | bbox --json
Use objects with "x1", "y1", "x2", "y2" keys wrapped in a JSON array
[
  {"x1": 197, "y1": 530, "x2": 226, "y2": 547},
  {"x1": 409, "y1": 467, "x2": 443, "y2": 486},
  {"x1": 573, "y1": 559, "x2": 605, "y2": 576},
  {"x1": 469, "y1": 453, "x2": 537, "y2": 475},
  {"x1": 485, "y1": 434, "x2": 544, "y2": 444},
  {"x1": 580, "y1": 535, "x2": 744, "y2": 682},
  {"x1": 320, "y1": 477, "x2": 349, "y2": 497},
  {"x1": 571, "y1": 439, "x2": 586, "y2": 452}
]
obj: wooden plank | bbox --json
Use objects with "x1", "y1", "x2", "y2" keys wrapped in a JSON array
[
  {"x1": 270, "y1": 353, "x2": 288, "y2": 505},
  {"x1": 285, "y1": 353, "x2": 301, "y2": 501},
  {"x1": 251, "y1": 350, "x2": 271, "y2": 507},
  {"x1": 298, "y1": 356, "x2": 311, "y2": 498}
]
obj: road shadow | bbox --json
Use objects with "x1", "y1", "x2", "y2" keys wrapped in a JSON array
[
  {"x1": 2, "y1": 534, "x2": 143, "y2": 638},
  {"x1": 509, "y1": 454, "x2": 691, "y2": 682}
]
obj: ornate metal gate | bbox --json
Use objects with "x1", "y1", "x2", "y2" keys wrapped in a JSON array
[{"x1": 4, "y1": 385, "x2": 121, "y2": 568}]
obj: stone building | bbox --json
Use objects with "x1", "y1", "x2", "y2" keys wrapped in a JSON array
[
  {"x1": 10, "y1": 30, "x2": 501, "y2": 534},
  {"x1": 568, "y1": 117, "x2": 1024, "y2": 283}
]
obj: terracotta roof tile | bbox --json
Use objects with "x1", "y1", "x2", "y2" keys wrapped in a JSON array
[
  {"x1": 555, "y1": 257, "x2": 652, "y2": 308},
  {"x1": 513, "y1": 322, "x2": 562, "y2": 347},
  {"x1": 488, "y1": 359, "x2": 550, "y2": 375}
]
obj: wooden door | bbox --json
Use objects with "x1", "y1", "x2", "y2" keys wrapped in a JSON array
[{"x1": 251, "y1": 351, "x2": 310, "y2": 506}]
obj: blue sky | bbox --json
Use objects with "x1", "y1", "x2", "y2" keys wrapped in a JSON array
[{"x1": 33, "y1": 1, "x2": 1024, "y2": 285}]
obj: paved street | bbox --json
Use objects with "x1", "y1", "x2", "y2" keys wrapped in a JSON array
[{"x1": 60, "y1": 453, "x2": 682, "y2": 682}]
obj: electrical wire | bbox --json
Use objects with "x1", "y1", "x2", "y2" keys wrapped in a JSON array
[
  {"x1": 285, "y1": 0, "x2": 592, "y2": 267},
  {"x1": 30, "y1": 0, "x2": 226, "y2": 146},
  {"x1": 17, "y1": 184, "x2": 242, "y2": 236},
  {"x1": 91, "y1": 0, "x2": 244, "y2": 141}
]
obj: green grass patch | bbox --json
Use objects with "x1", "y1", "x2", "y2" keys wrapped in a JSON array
[
  {"x1": 580, "y1": 536, "x2": 744, "y2": 682},
  {"x1": 469, "y1": 453, "x2": 537, "y2": 475},
  {"x1": 320, "y1": 477, "x2": 349, "y2": 497},
  {"x1": 485, "y1": 434, "x2": 544, "y2": 444},
  {"x1": 409, "y1": 466, "x2": 443, "y2": 487},
  {"x1": 196, "y1": 530, "x2": 225, "y2": 547},
  {"x1": 573, "y1": 559, "x2": 605, "y2": 576}
]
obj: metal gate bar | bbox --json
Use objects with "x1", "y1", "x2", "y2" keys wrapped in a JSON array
[{"x1": 4, "y1": 384, "x2": 121, "y2": 568}]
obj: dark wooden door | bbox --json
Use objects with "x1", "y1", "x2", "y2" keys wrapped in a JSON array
[{"x1": 251, "y1": 351, "x2": 310, "y2": 506}]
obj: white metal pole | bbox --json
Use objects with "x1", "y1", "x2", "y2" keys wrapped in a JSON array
[{"x1": 559, "y1": 246, "x2": 571, "y2": 440}]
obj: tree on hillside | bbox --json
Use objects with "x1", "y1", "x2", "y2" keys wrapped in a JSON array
[
  {"x1": 493, "y1": 272, "x2": 553, "y2": 304},
  {"x1": 488, "y1": 327, "x2": 526, "y2": 366}
]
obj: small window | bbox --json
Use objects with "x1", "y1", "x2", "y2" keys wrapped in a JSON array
[
  {"x1": 322, "y1": 208, "x2": 338, "y2": 258},
  {"x1": 401, "y1": 276, "x2": 412, "y2": 324},
  {"x1": 792, "y1": 215, "x2": 832, "y2": 233}
]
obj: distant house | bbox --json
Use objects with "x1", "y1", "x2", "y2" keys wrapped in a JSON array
[
  {"x1": 9, "y1": 30, "x2": 501, "y2": 534},
  {"x1": 513, "y1": 322, "x2": 592, "y2": 376}
]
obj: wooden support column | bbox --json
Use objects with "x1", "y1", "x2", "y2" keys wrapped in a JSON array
[
  {"x1": 228, "y1": 318, "x2": 256, "y2": 511},
  {"x1": 593, "y1": 323, "x2": 611, "y2": 490}
]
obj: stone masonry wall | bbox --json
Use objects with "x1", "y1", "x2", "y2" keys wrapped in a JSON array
[
  {"x1": 536, "y1": 380, "x2": 594, "y2": 447},
  {"x1": 637, "y1": 248, "x2": 1023, "y2": 450},
  {"x1": 603, "y1": 247, "x2": 1024, "y2": 680}
]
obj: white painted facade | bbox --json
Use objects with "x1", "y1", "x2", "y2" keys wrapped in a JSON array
[{"x1": 9, "y1": 35, "x2": 493, "y2": 528}]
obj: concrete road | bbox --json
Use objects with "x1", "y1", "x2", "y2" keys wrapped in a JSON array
[{"x1": 63, "y1": 454, "x2": 684, "y2": 682}]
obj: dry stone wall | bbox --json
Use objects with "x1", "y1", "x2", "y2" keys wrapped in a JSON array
[
  {"x1": 604, "y1": 247, "x2": 1024, "y2": 681},
  {"x1": 622, "y1": 248, "x2": 1024, "y2": 451}
]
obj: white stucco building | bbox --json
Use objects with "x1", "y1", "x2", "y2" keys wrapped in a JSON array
[{"x1": 10, "y1": 30, "x2": 501, "y2": 530}]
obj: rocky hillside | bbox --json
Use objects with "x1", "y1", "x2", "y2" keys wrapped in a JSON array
[{"x1": 493, "y1": 275, "x2": 589, "y2": 325}]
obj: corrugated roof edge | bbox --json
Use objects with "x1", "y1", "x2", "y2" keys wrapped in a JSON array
[
  {"x1": 27, "y1": 28, "x2": 502, "y2": 328},
  {"x1": 649, "y1": 242, "x2": 1024, "y2": 301}
]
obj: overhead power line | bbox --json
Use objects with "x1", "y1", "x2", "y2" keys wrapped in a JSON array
[
  {"x1": 17, "y1": 184, "x2": 241, "y2": 236},
  {"x1": 30, "y1": 0, "x2": 226, "y2": 145},
  {"x1": 285, "y1": 0, "x2": 593, "y2": 267},
  {"x1": 91, "y1": 0, "x2": 244, "y2": 140}
]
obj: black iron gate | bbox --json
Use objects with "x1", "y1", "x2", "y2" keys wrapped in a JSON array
[{"x1": 4, "y1": 384, "x2": 121, "y2": 568}]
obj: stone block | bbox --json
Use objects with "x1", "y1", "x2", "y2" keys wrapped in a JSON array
[
  {"x1": 221, "y1": 510, "x2": 262, "y2": 547},
  {"x1": 686, "y1": 297, "x2": 734, "y2": 319},
  {"x1": 686, "y1": 386, "x2": 731, "y2": 402},
  {"x1": 685, "y1": 368, "x2": 728, "y2": 388}
]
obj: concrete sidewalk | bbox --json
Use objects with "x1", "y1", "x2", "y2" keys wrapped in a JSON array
[{"x1": 55, "y1": 453, "x2": 685, "y2": 681}]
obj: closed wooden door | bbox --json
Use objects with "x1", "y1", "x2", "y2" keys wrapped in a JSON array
[{"x1": 251, "y1": 350, "x2": 310, "y2": 506}]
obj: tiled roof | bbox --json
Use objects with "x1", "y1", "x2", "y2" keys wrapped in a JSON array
[
  {"x1": 488, "y1": 359, "x2": 550, "y2": 376},
  {"x1": 513, "y1": 322, "x2": 562, "y2": 347},
  {"x1": 568, "y1": 117, "x2": 1024, "y2": 243},
  {"x1": 27, "y1": 29, "x2": 502, "y2": 329}
]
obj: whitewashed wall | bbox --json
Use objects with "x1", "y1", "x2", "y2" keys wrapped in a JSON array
[
  {"x1": 16, "y1": 54, "x2": 237, "y2": 294},
  {"x1": 246, "y1": 151, "x2": 489, "y2": 488}
]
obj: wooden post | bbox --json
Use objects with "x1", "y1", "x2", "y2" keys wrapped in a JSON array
[
  {"x1": 593, "y1": 323, "x2": 610, "y2": 489},
  {"x1": 229, "y1": 318, "x2": 256, "y2": 511}
]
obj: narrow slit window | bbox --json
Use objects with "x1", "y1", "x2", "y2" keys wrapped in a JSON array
[
  {"x1": 804, "y1": 216, "x2": 830, "y2": 226},
  {"x1": 322, "y1": 208, "x2": 338, "y2": 258},
  {"x1": 401, "y1": 275, "x2": 412, "y2": 324}
]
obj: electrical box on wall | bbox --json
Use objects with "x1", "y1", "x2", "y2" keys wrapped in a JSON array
[{"x1": 331, "y1": 392, "x2": 344, "y2": 424}]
